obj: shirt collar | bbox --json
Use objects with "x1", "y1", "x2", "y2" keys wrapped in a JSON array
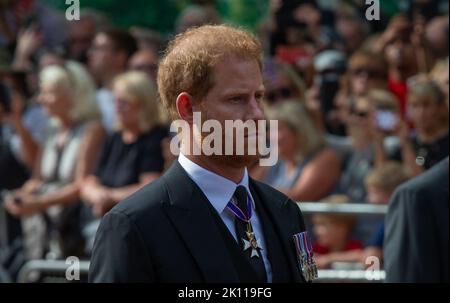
[{"x1": 178, "y1": 153, "x2": 252, "y2": 214}]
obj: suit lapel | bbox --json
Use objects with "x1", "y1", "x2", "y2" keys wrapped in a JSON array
[
  {"x1": 249, "y1": 186, "x2": 289, "y2": 282},
  {"x1": 161, "y1": 161, "x2": 240, "y2": 282},
  {"x1": 249, "y1": 179, "x2": 306, "y2": 283}
]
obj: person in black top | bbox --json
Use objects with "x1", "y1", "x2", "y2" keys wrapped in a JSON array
[
  {"x1": 0, "y1": 81, "x2": 29, "y2": 191},
  {"x1": 81, "y1": 71, "x2": 167, "y2": 218},
  {"x1": 392, "y1": 78, "x2": 448, "y2": 176}
]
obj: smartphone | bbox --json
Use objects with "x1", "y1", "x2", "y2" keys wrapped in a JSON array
[
  {"x1": 376, "y1": 110, "x2": 398, "y2": 132},
  {"x1": 0, "y1": 82, "x2": 12, "y2": 114}
]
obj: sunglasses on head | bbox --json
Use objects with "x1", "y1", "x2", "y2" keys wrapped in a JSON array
[
  {"x1": 351, "y1": 68, "x2": 384, "y2": 79},
  {"x1": 350, "y1": 109, "x2": 369, "y2": 118},
  {"x1": 266, "y1": 87, "x2": 293, "y2": 102}
]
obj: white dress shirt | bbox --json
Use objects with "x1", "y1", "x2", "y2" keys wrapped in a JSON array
[
  {"x1": 178, "y1": 153, "x2": 273, "y2": 282},
  {"x1": 96, "y1": 88, "x2": 116, "y2": 134}
]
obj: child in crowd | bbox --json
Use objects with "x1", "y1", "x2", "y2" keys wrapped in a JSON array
[
  {"x1": 312, "y1": 162, "x2": 409, "y2": 269},
  {"x1": 312, "y1": 195, "x2": 363, "y2": 269},
  {"x1": 362, "y1": 161, "x2": 410, "y2": 265}
]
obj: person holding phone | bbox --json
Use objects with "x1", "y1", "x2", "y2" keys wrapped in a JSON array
[
  {"x1": 390, "y1": 77, "x2": 449, "y2": 176},
  {"x1": 334, "y1": 90, "x2": 400, "y2": 203},
  {"x1": 365, "y1": 89, "x2": 403, "y2": 167}
]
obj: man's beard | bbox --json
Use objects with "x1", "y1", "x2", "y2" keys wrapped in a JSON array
[
  {"x1": 197, "y1": 130, "x2": 262, "y2": 169},
  {"x1": 196, "y1": 109, "x2": 262, "y2": 169},
  {"x1": 208, "y1": 146, "x2": 261, "y2": 169}
]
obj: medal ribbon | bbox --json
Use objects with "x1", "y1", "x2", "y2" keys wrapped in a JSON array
[
  {"x1": 294, "y1": 231, "x2": 318, "y2": 281},
  {"x1": 293, "y1": 234, "x2": 302, "y2": 259},
  {"x1": 301, "y1": 231, "x2": 313, "y2": 260},
  {"x1": 226, "y1": 195, "x2": 253, "y2": 223},
  {"x1": 293, "y1": 232, "x2": 313, "y2": 259}
]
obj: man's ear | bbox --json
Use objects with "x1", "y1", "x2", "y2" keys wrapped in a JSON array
[{"x1": 176, "y1": 92, "x2": 194, "y2": 124}]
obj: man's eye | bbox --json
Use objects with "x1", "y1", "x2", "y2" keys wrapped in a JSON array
[
  {"x1": 255, "y1": 93, "x2": 264, "y2": 101},
  {"x1": 230, "y1": 97, "x2": 244, "y2": 103}
]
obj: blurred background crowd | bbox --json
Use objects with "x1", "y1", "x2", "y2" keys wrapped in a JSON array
[{"x1": 0, "y1": 0, "x2": 448, "y2": 282}]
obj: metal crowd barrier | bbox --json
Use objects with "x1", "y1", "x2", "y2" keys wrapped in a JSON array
[
  {"x1": 14, "y1": 203, "x2": 387, "y2": 283},
  {"x1": 315, "y1": 269, "x2": 385, "y2": 283},
  {"x1": 17, "y1": 259, "x2": 385, "y2": 283},
  {"x1": 298, "y1": 202, "x2": 388, "y2": 215},
  {"x1": 17, "y1": 259, "x2": 90, "y2": 283}
]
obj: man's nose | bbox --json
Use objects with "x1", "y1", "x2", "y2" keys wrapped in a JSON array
[{"x1": 246, "y1": 97, "x2": 265, "y2": 121}]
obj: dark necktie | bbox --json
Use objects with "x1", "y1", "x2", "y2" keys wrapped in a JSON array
[{"x1": 233, "y1": 185, "x2": 267, "y2": 283}]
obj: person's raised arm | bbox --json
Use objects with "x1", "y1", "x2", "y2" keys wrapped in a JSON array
[
  {"x1": 284, "y1": 148, "x2": 341, "y2": 202},
  {"x1": 4, "y1": 91, "x2": 40, "y2": 169},
  {"x1": 108, "y1": 172, "x2": 160, "y2": 203}
]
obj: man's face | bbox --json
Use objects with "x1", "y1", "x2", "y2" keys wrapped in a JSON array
[
  {"x1": 335, "y1": 17, "x2": 364, "y2": 52},
  {"x1": 128, "y1": 50, "x2": 159, "y2": 81},
  {"x1": 88, "y1": 33, "x2": 119, "y2": 79},
  {"x1": 367, "y1": 186, "x2": 391, "y2": 205},
  {"x1": 313, "y1": 216, "x2": 350, "y2": 249},
  {"x1": 68, "y1": 19, "x2": 96, "y2": 61},
  {"x1": 409, "y1": 95, "x2": 444, "y2": 131},
  {"x1": 193, "y1": 57, "x2": 266, "y2": 167}
]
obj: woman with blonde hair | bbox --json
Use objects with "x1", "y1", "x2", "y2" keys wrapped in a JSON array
[
  {"x1": 4, "y1": 60, "x2": 105, "y2": 259},
  {"x1": 81, "y1": 71, "x2": 167, "y2": 219},
  {"x1": 263, "y1": 58, "x2": 306, "y2": 104},
  {"x1": 252, "y1": 100, "x2": 341, "y2": 201}
]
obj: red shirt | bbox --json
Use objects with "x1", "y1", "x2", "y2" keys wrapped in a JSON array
[
  {"x1": 388, "y1": 77, "x2": 408, "y2": 117},
  {"x1": 313, "y1": 239, "x2": 363, "y2": 255}
]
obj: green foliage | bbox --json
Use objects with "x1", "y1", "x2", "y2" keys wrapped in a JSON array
[{"x1": 43, "y1": 0, "x2": 269, "y2": 34}]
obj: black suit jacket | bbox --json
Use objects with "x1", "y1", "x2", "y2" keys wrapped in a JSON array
[
  {"x1": 384, "y1": 158, "x2": 449, "y2": 283},
  {"x1": 89, "y1": 161, "x2": 307, "y2": 283}
]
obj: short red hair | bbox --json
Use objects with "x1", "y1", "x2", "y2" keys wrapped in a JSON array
[{"x1": 157, "y1": 24, "x2": 263, "y2": 119}]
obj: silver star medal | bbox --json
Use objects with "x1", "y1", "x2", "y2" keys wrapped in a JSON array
[{"x1": 242, "y1": 231, "x2": 262, "y2": 258}]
